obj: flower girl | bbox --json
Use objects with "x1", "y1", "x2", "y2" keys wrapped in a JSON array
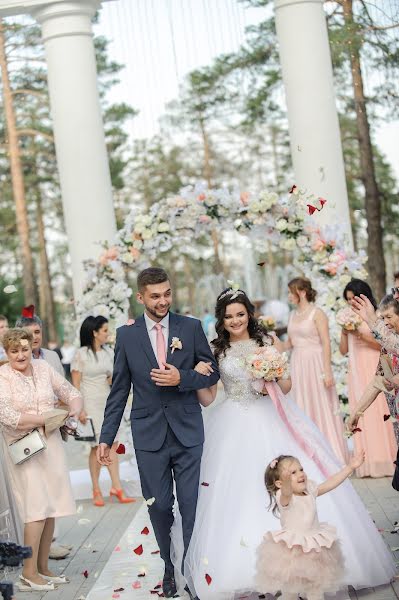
[{"x1": 256, "y1": 451, "x2": 366, "y2": 599}]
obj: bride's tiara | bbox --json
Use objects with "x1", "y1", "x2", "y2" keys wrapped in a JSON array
[{"x1": 219, "y1": 280, "x2": 245, "y2": 301}]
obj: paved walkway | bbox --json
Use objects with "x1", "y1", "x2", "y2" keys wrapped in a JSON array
[{"x1": 2, "y1": 475, "x2": 398, "y2": 600}]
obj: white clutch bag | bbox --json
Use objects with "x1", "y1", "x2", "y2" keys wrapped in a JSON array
[{"x1": 8, "y1": 429, "x2": 47, "y2": 465}]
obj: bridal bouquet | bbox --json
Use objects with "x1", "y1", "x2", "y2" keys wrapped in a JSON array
[
  {"x1": 258, "y1": 315, "x2": 276, "y2": 332},
  {"x1": 336, "y1": 306, "x2": 362, "y2": 331},
  {"x1": 245, "y1": 346, "x2": 289, "y2": 392}
]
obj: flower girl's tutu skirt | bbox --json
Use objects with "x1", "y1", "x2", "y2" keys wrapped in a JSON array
[{"x1": 256, "y1": 525, "x2": 345, "y2": 596}]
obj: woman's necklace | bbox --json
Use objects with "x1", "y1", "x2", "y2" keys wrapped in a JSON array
[{"x1": 295, "y1": 304, "x2": 312, "y2": 317}]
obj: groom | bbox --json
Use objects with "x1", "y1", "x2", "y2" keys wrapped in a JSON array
[{"x1": 98, "y1": 267, "x2": 219, "y2": 598}]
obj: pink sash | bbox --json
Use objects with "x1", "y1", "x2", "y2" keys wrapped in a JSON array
[{"x1": 264, "y1": 381, "x2": 331, "y2": 478}]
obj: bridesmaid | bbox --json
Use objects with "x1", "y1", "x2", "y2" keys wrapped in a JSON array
[
  {"x1": 339, "y1": 279, "x2": 396, "y2": 477},
  {"x1": 280, "y1": 277, "x2": 348, "y2": 464}
]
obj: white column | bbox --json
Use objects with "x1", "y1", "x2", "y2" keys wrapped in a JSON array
[
  {"x1": 32, "y1": 0, "x2": 117, "y2": 298},
  {"x1": 274, "y1": 0, "x2": 353, "y2": 247}
]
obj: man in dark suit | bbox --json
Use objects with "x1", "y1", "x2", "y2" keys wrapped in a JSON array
[{"x1": 98, "y1": 268, "x2": 219, "y2": 598}]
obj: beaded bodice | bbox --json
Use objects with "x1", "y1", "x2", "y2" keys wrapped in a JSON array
[{"x1": 219, "y1": 338, "x2": 270, "y2": 409}]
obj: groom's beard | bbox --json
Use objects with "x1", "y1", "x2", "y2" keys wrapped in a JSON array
[{"x1": 145, "y1": 305, "x2": 171, "y2": 320}]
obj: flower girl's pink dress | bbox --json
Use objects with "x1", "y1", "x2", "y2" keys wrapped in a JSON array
[
  {"x1": 288, "y1": 308, "x2": 348, "y2": 464},
  {"x1": 256, "y1": 481, "x2": 345, "y2": 597}
]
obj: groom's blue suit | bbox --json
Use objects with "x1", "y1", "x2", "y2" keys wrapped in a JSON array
[{"x1": 99, "y1": 312, "x2": 219, "y2": 571}]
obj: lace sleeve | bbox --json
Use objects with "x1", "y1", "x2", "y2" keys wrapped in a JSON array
[
  {"x1": 372, "y1": 318, "x2": 399, "y2": 355},
  {"x1": 49, "y1": 365, "x2": 83, "y2": 417},
  {"x1": 0, "y1": 372, "x2": 21, "y2": 430},
  {"x1": 71, "y1": 348, "x2": 84, "y2": 373}
]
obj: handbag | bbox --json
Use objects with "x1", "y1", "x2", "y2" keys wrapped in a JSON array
[
  {"x1": 74, "y1": 417, "x2": 96, "y2": 442},
  {"x1": 8, "y1": 429, "x2": 47, "y2": 465}
]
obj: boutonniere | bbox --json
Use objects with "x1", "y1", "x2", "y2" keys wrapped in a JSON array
[{"x1": 170, "y1": 337, "x2": 183, "y2": 354}]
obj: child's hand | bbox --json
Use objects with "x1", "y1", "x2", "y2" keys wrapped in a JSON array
[{"x1": 349, "y1": 450, "x2": 365, "y2": 471}]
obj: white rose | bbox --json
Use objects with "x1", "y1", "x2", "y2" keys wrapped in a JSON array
[
  {"x1": 287, "y1": 222, "x2": 299, "y2": 233},
  {"x1": 134, "y1": 223, "x2": 145, "y2": 234},
  {"x1": 133, "y1": 239, "x2": 143, "y2": 249},
  {"x1": 121, "y1": 252, "x2": 134, "y2": 264},
  {"x1": 280, "y1": 238, "x2": 296, "y2": 251},
  {"x1": 296, "y1": 235, "x2": 308, "y2": 248},
  {"x1": 339, "y1": 274, "x2": 351, "y2": 286},
  {"x1": 158, "y1": 222, "x2": 170, "y2": 233},
  {"x1": 141, "y1": 228, "x2": 152, "y2": 240},
  {"x1": 276, "y1": 218, "x2": 288, "y2": 232}
]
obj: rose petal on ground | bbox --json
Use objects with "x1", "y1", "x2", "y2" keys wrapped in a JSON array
[
  {"x1": 132, "y1": 581, "x2": 141, "y2": 589},
  {"x1": 151, "y1": 550, "x2": 160, "y2": 555},
  {"x1": 82, "y1": 570, "x2": 89, "y2": 578},
  {"x1": 116, "y1": 443, "x2": 126, "y2": 455},
  {"x1": 133, "y1": 544, "x2": 143, "y2": 555},
  {"x1": 141, "y1": 526, "x2": 150, "y2": 535},
  {"x1": 205, "y1": 574, "x2": 212, "y2": 585}
]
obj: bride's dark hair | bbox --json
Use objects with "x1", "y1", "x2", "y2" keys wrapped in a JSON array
[{"x1": 212, "y1": 287, "x2": 269, "y2": 362}]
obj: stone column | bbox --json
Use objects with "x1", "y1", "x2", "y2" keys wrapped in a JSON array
[
  {"x1": 32, "y1": 0, "x2": 117, "y2": 298},
  {"x1": 274, "y1": 0, "x2": 353, "y2": 246}
]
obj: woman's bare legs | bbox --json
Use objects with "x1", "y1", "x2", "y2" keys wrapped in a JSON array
[
  {"x1": 22, "y1": 519, "x2": 47, "y2": 584},
  {"x1": 37, "y1": 517, "x2": 56, "y2": 577}
]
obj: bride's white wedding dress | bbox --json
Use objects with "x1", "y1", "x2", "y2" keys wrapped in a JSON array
[{"x1": 172, "y1": 339, "x2": 395, "y2": 599}]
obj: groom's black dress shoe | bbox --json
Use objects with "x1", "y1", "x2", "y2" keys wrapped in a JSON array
[{"x1": 162, "y1": 567, "x2": 177, "y2": 598}]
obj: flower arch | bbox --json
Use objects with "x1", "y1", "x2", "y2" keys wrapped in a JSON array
[{"x1": 78, "y1": 183, "x2": 367, "y2": 400}]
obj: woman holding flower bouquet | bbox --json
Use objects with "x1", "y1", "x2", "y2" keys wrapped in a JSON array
[
  {"x1": 171, "y1": 286, "x2": 394, "y2": 600},
  {"x1": 339, "y1": 279, "x2": 396, "y2": 477}
]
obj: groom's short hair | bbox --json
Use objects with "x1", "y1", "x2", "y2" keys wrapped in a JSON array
[{"x1": 137, "y1": 267, "x2": 169, "y2": 291}]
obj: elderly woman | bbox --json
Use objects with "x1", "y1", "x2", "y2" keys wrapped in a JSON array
[{"x1": 0, "y1": 329, "x2": 82, "y2": 592}]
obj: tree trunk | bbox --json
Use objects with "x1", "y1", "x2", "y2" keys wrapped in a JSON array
[
  {"x1": 342, "y1": 0, "x2": 386, "y2": 300},
  {"x1": 36, "y1": 191, "x2": 58, "y2": 343},
  {"x1": 0, "y1": 19, "x2": 37, "y2": 305}
]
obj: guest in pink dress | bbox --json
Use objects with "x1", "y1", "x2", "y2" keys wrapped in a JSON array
[
  {"x1": 0, "y1": 329, "x2": 82, "y2": 592},
  {"x1": 340, "y1": 280, "x2": 396, "y2": 477},
  {"x1": 280, "y1": 277, "x2": 348, "y2": 464}
]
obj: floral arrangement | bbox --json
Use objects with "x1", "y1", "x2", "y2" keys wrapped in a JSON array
[
  {"x1": 245, "y1": 346, "x2": 289, "y2": 393},
  {"x1": 258, "y1": 315, "x2": 276, "y2": 331},
  {"x1": 336, "y1": 306, "x2": 362, "y2": 331}
]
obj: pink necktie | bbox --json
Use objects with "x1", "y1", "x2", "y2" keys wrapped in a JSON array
[{"x1": 155, "y1": 323, "x2": 166, "y2": 369}]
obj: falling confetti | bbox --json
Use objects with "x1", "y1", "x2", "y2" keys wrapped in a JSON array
[
  {"x1": 141, "y1": 526, "x2": 150, "y2": 535},
  {"x1": 132, "y1": 581, "x2": 142, "y2": 589},
  {"x1": 151, "y1": 550, "x2": 160, "y2": 554},
  {"x1": 133, "y1": 544, "x2": 144, "y2": 555},
  {"x1": 201, "y1": 482, "x2": 210, "y2": 487},
  {"x1": 205, "y1": 573, "x2": 212, "y2": 585},
  {"x1": 116, "y1": 443, "x2": 126, "y2": 455},
  {"x1": 114, "y1": 588, "x2": 124, "y2": 592}
]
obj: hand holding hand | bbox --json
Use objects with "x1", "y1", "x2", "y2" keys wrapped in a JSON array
[
  {"x1": 194, "y1": 361, "x2": 214, "y2": 376},
  {"x1": 151, "y1": 363, "x2": 181, "y2": 386},
  {"x1": 96, "y1": 443, "x2": 113, "y2": 466},
  {"x1": 349, "y1": 449, "x2": 365, "y2": 471}
]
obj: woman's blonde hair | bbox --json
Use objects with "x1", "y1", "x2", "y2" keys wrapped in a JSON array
[
  {"x1": 265, "y1": 455, "x2": 297, "y2": 516},
  {"x1": 2, "y1": 328, "x2": 33, "y2": 352},
  {"x1": 288, "y1": 277, "x2": 317, "y2": 303}
]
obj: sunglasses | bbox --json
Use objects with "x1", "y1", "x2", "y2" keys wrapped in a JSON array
[{"x1": 391, "y1": 287, "x2": 399, "y2": 296}]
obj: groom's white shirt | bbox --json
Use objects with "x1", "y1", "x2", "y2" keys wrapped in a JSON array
[{"x1": 144, "y1": 312, "x2": 170, "y2": 363}]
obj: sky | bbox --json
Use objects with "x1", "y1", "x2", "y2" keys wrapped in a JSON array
[{"x1": 95, "y1": 0, "x2": 399, "y2": 179}]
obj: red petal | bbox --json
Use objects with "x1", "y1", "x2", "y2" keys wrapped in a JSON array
[
  {"x1": 22, "y1": 304, "x2": 35, "y2": 318},
  {"x1": 383, "y1": 414, "x2": 391, "y2": 421},
  {"x1": 141, "y1": 526, "x2": 150, "y2": 535},
  {"x1": 353, "y1": 427, "x2": 362, "y2": 433},
  {"x1": 133, "y1": 544, "x2": 143, "y2": 555},
  {"x1": 319, "y1": 197, "x2": 327, "y2": 207},
  {"x1": 201, "y1": 482, "x2": 210, "y2": 487},
  {"x1": 114, "y1": 588, "x2": 124, "y2": 592},
  {"x1": 307, "y1": 204, "x2": 317, "y2": 215},
  {"x1": 116, "y1": 443, "x2": 126, "y2": 455},
  {"x1": 289, "y1": 185, "x2": 297, "y2": 194},
  {"x1": 154, "y1": 584, "x2": 162, "y2": 589},
  {"x1": 83, "y1": 570, "x2": 89, "y2": 578},
  {"x1": 257, "y1": 261, "x2": 266, "y2": 267},
  {"x1": 138, "y1": 573, "x2": 146, "y2": 577},
  {"x1": 205, "y1": 573, "x2": 212, "y2": 585},
  {"x1": 151, "y1": 550, "x2": 160, "y2": 554}
]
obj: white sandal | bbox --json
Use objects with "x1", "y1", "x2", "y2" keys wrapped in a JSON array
[
  {"x1": 17, "y1": 575, "x2": 55, "y2": 591},
  {"x1": 39, "y1": 573, "x2": 70, "y2": 584}
]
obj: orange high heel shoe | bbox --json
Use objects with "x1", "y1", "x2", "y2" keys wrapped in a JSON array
[
  {"x1": 92, "y1": 489, "x2": 105, "y2": 507},
  {"x1": 109, "y1": 488, "x2": 136, "y2": 504}
]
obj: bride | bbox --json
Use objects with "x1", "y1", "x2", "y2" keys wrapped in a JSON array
[{"x1": 172, "y1": 285, "x2": 395, "y2": 599}]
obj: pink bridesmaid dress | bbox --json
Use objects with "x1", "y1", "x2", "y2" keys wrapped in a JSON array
[
  {"x1": 347, "y1": 322, "x2": 396, "y2": 477},
  {"x1": 288, "y1": 308, "x2": 349, "y2": 464}
]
